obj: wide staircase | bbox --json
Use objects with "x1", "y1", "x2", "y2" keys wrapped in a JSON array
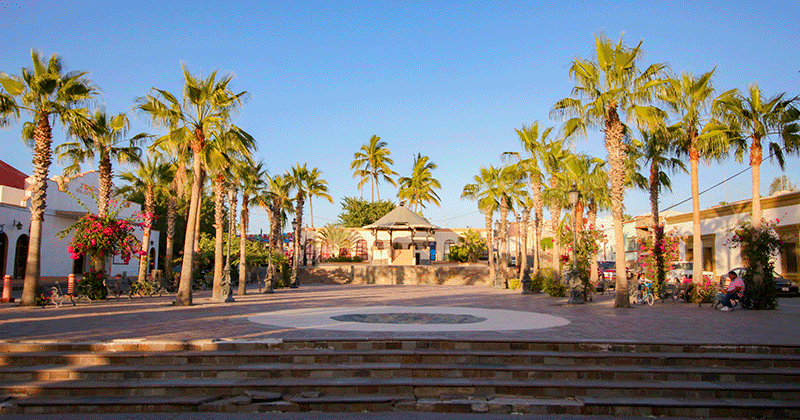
[{"x1": 0, "y1": 339, "x2": 799, "y2": 417}]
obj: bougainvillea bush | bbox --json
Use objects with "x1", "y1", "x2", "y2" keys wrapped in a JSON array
[
  {"x1": 726, "y1": 218, "x2": 783, "y2": 310},
  {"x1": 57, "y1": 184, "x2": 146, "y2": 267},
  {"x1": 637, "y1": 228, "x2": 681, "y2": 290}
]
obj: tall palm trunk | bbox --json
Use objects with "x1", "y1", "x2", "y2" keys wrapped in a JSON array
[
  {"x1": 291, "y1": 194, "x2": 305, "y2": 285},
  {"x1": 190, "y1": 172, "x2": 205, "y2": 280},
  {"x1": 270, "y1": 203, "x2": 282, "y2": 289},
  {"x1": 164, "y1": 195, "x2": 176, "y2": 287},
  {"x1": 484, "y1": 211, "x2": 496, "y2": 284},
  {"x1": 137, "y1": 186, "x2": 155, "y2": 284},
  {"x1": 689, "y1": 134, "x2": 703, "y2": 285},
  {"x1": 176, "y1": 134, "x2": 205, "y2": 306},
  {"x1": 93, "y1": 152, "x2": 114, "y2": 273},
  {"x1": 549, "y1": 178, "x2": 562, "y2": 282},
  {"x1": 530, "y1": 179, "x2": 544, "y2": 274},
  {"x1": 519, "y1": 207, "x2": 530, "y2": 283},
  {"x1": 238, "y1": 193, "x2": 249, "y2": 295},
  {"x1": 649, "y1": 160, "x2": 666, "y2": 285},
  {"x1": 21, "y1": 113, "x2": 52, "y2": 306},
  {"x1": 212, "y1": 175, "x2": 226, "y2": 300},
  {"x1": 750, "y1": 137, "x2": 763, "y2": 228},
  {"x1": 588, "y1": 202, "x2": 599, "y2": 286},
  {"x1": 499, "y1": 200, "x2": 509, "y2": 287},
  {"x1": 750, "y1": 136, "x2": 765, "y2": 288},
  {"x1": 606, "y1": 107, "x2": 630, "y2": 308},
  {"x1": 264, "y1": 205, "x2": 276, "y2": 293}
]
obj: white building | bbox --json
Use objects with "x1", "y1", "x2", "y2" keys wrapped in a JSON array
[
  {"x1": 663, "y1": 191, "x2": 799, "y2": 281},
  {"x1": 0, "y1": 160, "x2": 158, "y2": 284}
]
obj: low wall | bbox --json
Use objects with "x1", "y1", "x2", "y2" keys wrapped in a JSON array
[{"x1": 298, "y1": 264, "x2": 491, "y2": 286}]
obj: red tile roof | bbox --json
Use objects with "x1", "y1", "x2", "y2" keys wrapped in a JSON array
[{"x1": 0, "y1": 159, "x2": 27, "y2": 189}]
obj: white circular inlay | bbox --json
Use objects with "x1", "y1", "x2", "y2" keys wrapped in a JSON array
[{"x1": 248, "y1": 306, "x2": 570, "y2": 332}]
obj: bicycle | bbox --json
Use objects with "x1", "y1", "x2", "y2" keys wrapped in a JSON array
[{"x1": 631, "y1": 279, "x2": 655, "y2": 306}]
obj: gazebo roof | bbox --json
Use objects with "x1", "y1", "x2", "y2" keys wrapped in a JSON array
[{"x1": 363, "y1": 204, "x2": 440, "y2": 230}]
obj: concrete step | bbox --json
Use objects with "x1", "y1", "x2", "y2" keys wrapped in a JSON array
[
  {"x1": 1, "y1": 362, "x2": 797, "y2": 383},
  {"x1": 3, "y1": 339, "x2": 800, "y2": 355},
  {"x1": 2, "y1": 377, "x2": 798, "y2": 400},
  {"x1": 2, "y1": 395, "x2": 221, "y2": 414},
  {"x1": 3, "y1": 348, "x2": 800, "y2": 368}
]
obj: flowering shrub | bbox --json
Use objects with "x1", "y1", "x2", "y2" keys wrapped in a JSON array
[
  {"x1": 57, "y1": 184, "x2": 146, "y2": 267},
  {"x1": 560, "y1": 221, "x2": 606, "y2": 300},
  {"x1": 692, "y1": 278, "x2": 717, "y2": 304},
  {"x1": 726, "y1": 218, "x2": 783, "y2": 310},
  {"x1": 78, "y1": 269, "x2": 108, "y2": 300},
  {"x1": 637, "y1": 228, "x2": 681, "y2": 288},
  {"x1": 60, "y1": 214, "x2": 144, "y2": 264},
  {"x1": 35, "y1": 286, "x2": 52, "y2": 307}
]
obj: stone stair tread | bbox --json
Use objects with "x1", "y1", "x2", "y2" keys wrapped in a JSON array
[
  {"x1": 3, "y1": 377, "x2": 798, "y2": 391},
  {"x1": 579, "y1": 396, "x2": 800, "y2": 408},
  {"x1": 14, "y1": 395, "x2": 220, "y2": 406},
  {"x1": 3, "y1": 361, "x2": 799, "y2": 376},
  {"x1": 289, "y1": 394, "x2": 415, "y2": 403},
  {"x1": 4, "y1": 347, "x2": 800, "y2": 360}
]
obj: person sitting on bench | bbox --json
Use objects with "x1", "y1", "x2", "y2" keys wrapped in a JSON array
[{"x1": 719, "y1": 271, "x2": 745, "y2": 311}]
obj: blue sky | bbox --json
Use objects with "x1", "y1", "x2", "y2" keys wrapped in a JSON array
[{"x1": 2, "y1": 0, "x2": 799, "y2": 232}]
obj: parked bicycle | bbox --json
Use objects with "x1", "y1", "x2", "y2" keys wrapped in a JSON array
[{"x1": 631, "y1": 274, "x2": 655, "y2": 306}]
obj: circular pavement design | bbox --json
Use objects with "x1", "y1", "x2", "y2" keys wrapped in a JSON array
[{"x1": 248, "y1": 306, "x2": 570, "y2": 332}]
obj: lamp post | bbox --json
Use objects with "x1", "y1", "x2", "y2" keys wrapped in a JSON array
[
  {"x1": 567, "y1": 183, "x2": 584, "y2": 304},
  {"x1": 290, "y1": 218, "x2": 299, "y2": 288},
  {"x1": 220, "y1": 188, "x2": 236, "y2": 302}
]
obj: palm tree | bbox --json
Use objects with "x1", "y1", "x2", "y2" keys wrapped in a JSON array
[
  {"x1": 662, "y1": 70, "x2": 728, "y2": 284},
  {"x1": 0, "y1": 50, "x2": 96, "y2": 306},
  {"x1": 205, "y1": 129, "x2": 255, "y2": 300},
  {"x1": 713, "y1": 85, "x2": 800, "y2": 228},
  {"x1": 351, "y1": 135, "x2": 398, "y2": 201},
  {"x1": 462, "y1": 166, "x2": 501, "y2": 286},
  {"x1": 304, "y1": 167, "x2": 333, "y2": 229},
  {"x1": 136, "y1": 63, "x2": 249, "y2": 306},
  {"x1": 397, "y1": 153, "x2": 441, "y2": 213},
  {"x1": 257, "y1": 173, "x2": 292, "y2": 292},
  {"x1": 635, "y1": 126, "x2": 686, "y2": 284},
  {"x1": 158, "y1": 159, "x2": 181, "y2": 286},
  {"x1": 315, "y1": 225, "x2": 357, "y2": 257},
  {"x1": 237, "y1": 160, "x2": 267, "y2": 296},
  {"x1": 494, "y1": 165, "x2": 525, "y2": 283},
  {"x1": 539, "y1": 137, "x2": 572, "y2": 281},
  {"x1": 55, "y1": 110, "x2": 145, "y2": 272},
  {"x1": 509, "y1": 122, "x2": 553, "y2": 275},
  {"x1": 288, "y1": 163, "x2": 311, "y2": 286},
  {"x1": 552, "y1": 33, "x2": 666, "y2": 308},
  {"x1": 118, "y1": 156, "x2": 172, "y2": 286}
]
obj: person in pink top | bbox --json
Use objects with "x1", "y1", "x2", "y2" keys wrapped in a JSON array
[{"x1": 720, "y1": 271, "x2": 745, "y2": 311}]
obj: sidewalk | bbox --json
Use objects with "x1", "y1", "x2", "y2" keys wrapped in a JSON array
[{"x1": 1, "y1": 283, "x2": 799, "y2": 346}]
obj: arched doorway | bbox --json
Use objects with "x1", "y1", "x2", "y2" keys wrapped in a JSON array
[
  {"x1": 355, "y1": 239, "x2": 368, "y2": 261},
  {"x1": 13, "y1": 235, "x2": 29, "y2": 279},
  {"x1": 304, "y1": 239, "x2": 315, "y2": 265},
  {"x1": 0, "y1": 233, "x2": 7, "y2": 277},
  {"x1": 148, "y1": 247, "x2": 156, "y2": 271}
]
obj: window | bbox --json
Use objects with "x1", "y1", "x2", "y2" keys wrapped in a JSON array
[{"x1": 783, "y1": 242, "x2": 798, "y2": 274}]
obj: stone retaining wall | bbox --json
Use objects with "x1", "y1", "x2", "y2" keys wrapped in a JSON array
[{"x1": 298, "y1": 264, "x2": 491, "y2": 286}]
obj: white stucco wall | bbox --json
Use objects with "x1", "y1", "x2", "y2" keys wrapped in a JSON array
[
  {"x1": 0, "y1": 170, "x2": 159, "y2": 280},
  {"x1": 665, "y1": 192, "x2": 800, "y2": 278}
]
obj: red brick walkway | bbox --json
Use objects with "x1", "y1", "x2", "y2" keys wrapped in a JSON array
[{"x1": 1, "y1": 284, "x2": 799, "y2": 346}]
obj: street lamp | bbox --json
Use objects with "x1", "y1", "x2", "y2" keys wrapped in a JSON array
[
  {"x1": 567, "y1": 183, "x2": 584, "y2": 304},
  {"x1": 220, "y1": 187, "x2": 236, "y2": 302},
  {"x1": 290, "y1": 218, "x2": 299, "y2": 288}
]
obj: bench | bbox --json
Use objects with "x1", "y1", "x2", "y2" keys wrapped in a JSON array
[
  {"x1": 106, "y1": 277, "x2": 133, "y2": 299},
  {"x1": 49, "y1": 282, "x2": 91, "y2": 307}
]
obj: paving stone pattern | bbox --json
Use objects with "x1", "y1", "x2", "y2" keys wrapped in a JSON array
[{"x1": 1, "y1": 283, "x2": 798, "y2": 345}]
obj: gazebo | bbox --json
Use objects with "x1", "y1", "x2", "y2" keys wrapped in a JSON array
[{"x1": 363, "y1": 203, "x2": 440, "y2": 265}]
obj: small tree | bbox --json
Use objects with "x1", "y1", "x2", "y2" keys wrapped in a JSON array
[
  {"x1": 448, "y1": 229, "x2": 486, "y2": 262},
  {"x1": 637, "y1": 228, "x2": 681, "y2": 289},
  {"x1": 560, "y1": 220, "x2": 605, "y2": 301},
  {"x1": 337, "y1": 197, "x2": 395, "y2": 227}
]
